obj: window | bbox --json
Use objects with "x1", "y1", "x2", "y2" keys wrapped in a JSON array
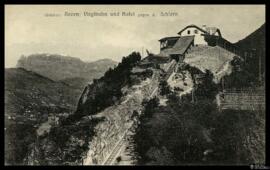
[
  {"x1": 164, "y1": 41, "x2": 168, "y2": 47},
  {"x1": 194, "y1": 30, "x2": 198, "y2": 34},
  {"x1": 187, "y1": 30, "x2": 190, "y2": 34},
  {"x1": 161, "y1": 42, "x2": 165, "y2": 48},
  {"x1": 161, "y1": 41, "x2": 168, "y2": 49}
]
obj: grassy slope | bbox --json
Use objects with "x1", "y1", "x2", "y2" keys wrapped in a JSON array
[{"x1": 185, "y1": 46, "x2": 235, "y2": 75}]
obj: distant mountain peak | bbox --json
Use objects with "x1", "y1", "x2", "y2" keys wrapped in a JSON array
[
  {"x1": 16, "y1": 54, "x2": 118, "y2": 82},
  {"x1": 18, "y1": 53, "x2": 83, "y2": 63}
]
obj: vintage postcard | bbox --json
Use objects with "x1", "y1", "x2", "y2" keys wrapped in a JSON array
[{"x1": 5, "y1": 5, "x2": 266, "y2": 166}]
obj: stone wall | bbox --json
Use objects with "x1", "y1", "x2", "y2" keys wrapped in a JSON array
[
  {"x1": 82, "y1": 69, "x2": 162, "y2": 165},
  {"x1": 217, "y1": 90, "x2": 265, "y2": 111}
]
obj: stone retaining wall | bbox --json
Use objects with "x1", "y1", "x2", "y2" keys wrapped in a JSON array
[
  {"x1": 82, "y1": 70, "x2": 161, "y2": 165},
  {"x1": 217, "y1": 90, "x2": 265, "y2": 111}
]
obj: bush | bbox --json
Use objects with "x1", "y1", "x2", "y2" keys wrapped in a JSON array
[
  {"x1": 134, "y1": 91, "x2": 216, "y2": 165},
  {"x1": 211, "y1": 109, "x2": 262, "y2": 164},
  {"x1": 195, "y1": 69, "x2": 218, "y2": 100},
  {"x1": 159, "y1": 80, "x2": 171, "y2": 96},
  {"x1": 144, "y1": 97, "x2": 159, "y2": 117}
]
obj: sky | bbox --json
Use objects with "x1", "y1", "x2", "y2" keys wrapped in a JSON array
[{"x1": 5, "y1": 5, "x2": 265, "y2": 68}]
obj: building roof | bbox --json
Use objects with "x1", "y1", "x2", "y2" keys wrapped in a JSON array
[
  {"x1": 158, "y1": 36, "x2": 180, "y2": 42},
  {"x1": 141, "y1": 54, "x2": 170, "y2": 64},
  {"x1": 159, "y1": 36, "x2": 195, "y2": 56},
  {"x1": 206, "y1": 27, "x2": 217, "y2": 33},
  {"x1": 177, "y1": 24, "x2": 208, "y2": 35},
  {"x1": 177, "y1": 24, "x2": 222, "y2": 37}
]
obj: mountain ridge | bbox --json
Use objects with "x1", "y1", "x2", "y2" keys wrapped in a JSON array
[
  {"x1": 16, "y1": 54, "x2": 118, "y2": 83},
  {"x1": 234, "y1": 23, "x2": 265, "y2": 52},
  {"x1": 5, "y1": 67, "x2": 84, "y2": 165}
]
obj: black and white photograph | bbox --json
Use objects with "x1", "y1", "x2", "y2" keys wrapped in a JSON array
[{"x1": 4, "y1": 4, "x2": 266, "y2": 166}]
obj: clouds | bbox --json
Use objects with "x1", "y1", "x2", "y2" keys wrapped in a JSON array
[{"x1": 5, "y1": 5, "x2": 265, "y2": 68}]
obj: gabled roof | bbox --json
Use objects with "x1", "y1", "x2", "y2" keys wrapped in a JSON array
[
  {"x1": 177, "y1": 24, "x2": 208, "y2": 35},
  {"x1": 159, "y1": 36, "x2": 195, "y2": 56},
  {"x1": 158, "y1": 36, "x2": 180, "y2": 42},
  {"x1": 177, "y1": 24, "x2": 222, "y2": 37}
]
